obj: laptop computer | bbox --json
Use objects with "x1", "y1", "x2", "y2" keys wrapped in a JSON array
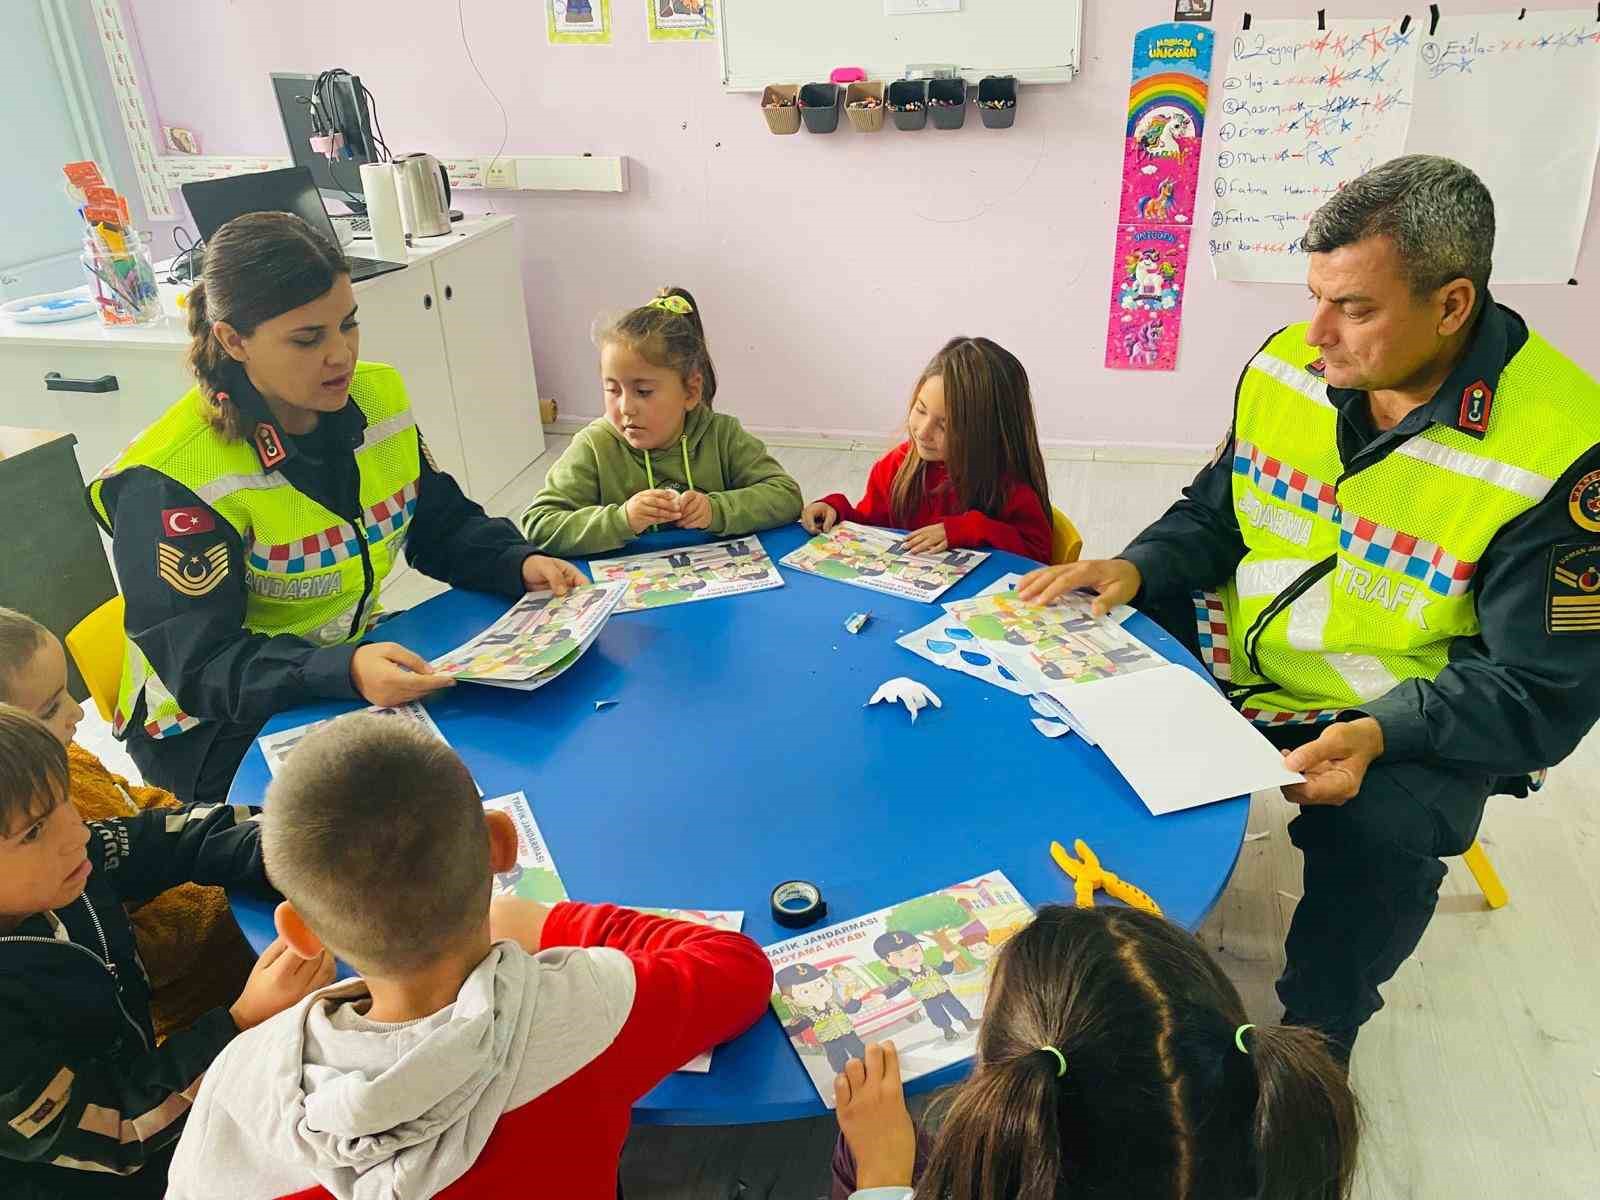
[{"x1": 182, "y1": 166, "x2": 406, "y2": 283}]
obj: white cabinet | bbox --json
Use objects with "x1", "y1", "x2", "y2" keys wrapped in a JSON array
[{"x1": 0, "y1": 216, "x2": 545, "y2": 499}]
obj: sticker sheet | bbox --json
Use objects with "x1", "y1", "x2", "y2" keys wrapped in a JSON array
[
  {"x1": 431, "y1": 582, "x2": 624, "y2": 689},
  {"x1": 259, "y1": 702, "x2": 459, "y2": 780}
]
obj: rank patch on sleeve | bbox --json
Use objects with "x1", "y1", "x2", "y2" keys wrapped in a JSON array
[
  {"x1": 157, "y1": 541, "x2": 230, "y2": 598},
  {"x1": 1548, "y1": 543, "x2": 1600, "y2": 635}
]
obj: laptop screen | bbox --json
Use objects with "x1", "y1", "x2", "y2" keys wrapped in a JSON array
[{"x1": 182, "y1": 166, "x2": 342, "y2": 247}]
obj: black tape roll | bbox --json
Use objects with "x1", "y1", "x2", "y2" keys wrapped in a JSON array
[{"x1": 770, "y1": 879, "x2": 827, "y2": 929}]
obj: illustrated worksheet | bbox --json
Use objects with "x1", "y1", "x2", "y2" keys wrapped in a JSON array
[
  {"x1": 431, "y1": 581, "x2": 624, "y2": 690},
  {"x1": 257, "y1": 702, "x2": 466, "y2": 783},
  {"x1": 780, "y1": 522, "x2": 988, "y2": 604},
  {"x1": 588, "y1": 537, "x2": 784, "y2": 612},
  {"x1": 764, "y1": 871, "x2": 1032, "y2": 1107}
]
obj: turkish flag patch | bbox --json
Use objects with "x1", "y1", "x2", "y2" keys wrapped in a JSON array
[{"x1": 160, "y1": 507, "x2": 215, "y2": 538}]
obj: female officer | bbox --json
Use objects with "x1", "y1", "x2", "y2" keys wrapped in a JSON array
[{"x1": 89, "y1": 211, "x2": 581, "y2": 802}]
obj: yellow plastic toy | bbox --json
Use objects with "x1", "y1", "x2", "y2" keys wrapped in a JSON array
[
  {"x1": 1050, "y1": 839, "x2": 1163, "y2": 917},
  {"x1": 1049, "y1": 507, "x2": 1083, "y2": 566},
  {"x1": 64, "y1": 595, "x2": 126, "y2": 724}
]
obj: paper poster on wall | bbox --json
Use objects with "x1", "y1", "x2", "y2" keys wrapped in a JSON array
[
  {"x1": 1208, "y1": 17, "x2": 1419, "y2": 282},
  {"x1": 1118, "y1": 23, "x2": 1213, "y2": 228},
  {"x1": 1405, "y1": 11, "x2": 1600, "y2": 284},
  {"x1": 1105, "y1": 224, "x2": 1190, "y2": 371},
  {"x1": 648, "y1": 0, "x2": 716, "y2": 41},
  {"x1": 547, "y1": 0, "x2": 612, "y2": 43}
]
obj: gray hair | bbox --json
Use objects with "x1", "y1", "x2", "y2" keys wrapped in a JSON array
[{"x1": 1302, "y1": 155, "x2": 1494, "y2": 304}]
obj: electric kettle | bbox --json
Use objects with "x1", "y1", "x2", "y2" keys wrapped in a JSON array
[{"x1": 393, "y1": 153, "x2": 452, "y2": 238}]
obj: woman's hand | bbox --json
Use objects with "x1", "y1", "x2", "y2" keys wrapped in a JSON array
[
  {"x1": 626, "y1": 489, "x2": 683, "y2": 534},
  {"x1": 676, "y1": 490, "x2": 713, "y2": 530},
  {"x1": 835, "y1": 1042, "x2": 917, "y2": 1191},
  {"x1": 350, "y1": 642, "x2": 455, "y2": 707},
  {"x1": 1017, "y1": 558, "x2": 1142, "y2": 614},
  {"x1": 900, "y1": 523, "x2": 949, "y2": 555},
  {"x1": 801, "y1": 501, "x2": 838, "y2": 534},
  {"x1": 521, "y1": 554, "x2": 584, "y2": 595}
]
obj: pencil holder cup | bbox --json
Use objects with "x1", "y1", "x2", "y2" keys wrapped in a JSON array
[
  {"x1": 81, "y1": 231, "x2": 162, "y2": 327},
  {"x1": 799, "y1": 82, "x2": 843, "y2": 133},
  {"x1": 761, "y1": 84, "x2": 801, "y2": 134},
  {"x1": 928, "y1": 78, "x2": 968, "y2": 129},
  {"x1": 845, "y1": 81, "x2": 886, "y2": 132},
  {"x1": 977, "y1": 76, "x2": 1018, "y2": 128},
  {"x1": 887, "y1": 79, "x2": 928, "y2": 130}
]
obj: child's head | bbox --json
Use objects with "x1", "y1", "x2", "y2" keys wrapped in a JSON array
[
  {"x1": 0, "y1": 608, "x2": 85, "y2": 747},
  {"x1": 0, "y1": 705, "x2": 90, "y2": 928},
  {"x1": 596, "y1": 286, "x2": 718, "y2": 452},
  {"x1": 890, "y1": 336, "x2": 1051, "y2": 528},
  {"x1": 920, "y1": 905, "x2": 1358, "y2": 1200},
  {"x1": 262, "y1": 712, "x2": 517, "y2": 979}
]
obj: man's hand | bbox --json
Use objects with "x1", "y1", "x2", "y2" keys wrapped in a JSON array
[
  {"x1": 901, "y1": 523, "x2": 950, "y2": 555},
  {"x1": 522, "y1": 554, "x2": 584, "y2": 595},
  {"x1": 229, "y1": 937, "x2": 336, "y2": 1031},
  {"x1": 834, "y1": 1042, "x2": 917, "y2": 1191},
  {"x1": 1281, "y1": 717, "x2": 1385, "y2": 806},
  {"x1": 675, "y1": 490, "x2": 713, "y2": 530},
  {"x1": 1017, "y1": 558, "x2": 1142, "y2": 614},
  {"x1": 626, "y1": 489, "x2": 683, "y2": 534},
  {"x1": 351, "y1": 642, "x2": 454, "y2": 707},
  {"x1": 801, "y1": 501, "x2": 839, "y2": 534}
]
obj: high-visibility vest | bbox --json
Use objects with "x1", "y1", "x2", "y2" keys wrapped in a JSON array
[
  {"x1": 88, "y1": 362, "x2": 420, "y2": 739},
  {"x1": 1203, "y1": 325, "x2": 1600, "y2": 725}
]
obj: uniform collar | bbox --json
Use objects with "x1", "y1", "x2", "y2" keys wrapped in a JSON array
[
  {"x1": 221, "y1": 362, "x2": 367, "y2": 471},
  {"x1": 1325, "y1": 295, "x2": 1528, "y2": 441}
]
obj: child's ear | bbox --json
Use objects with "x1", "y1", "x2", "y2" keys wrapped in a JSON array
[
  {"x1": 274, "y1": 901, "x2": 326, "y2": 960},
  {"x1": 485, "y1": 809, "x2": 519, "y2": 874},
  {"x1": 683, "y1": 370, "x2": 704, "y2": 410}
]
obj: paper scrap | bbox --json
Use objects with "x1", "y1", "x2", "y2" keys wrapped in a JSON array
[
  {"x1": 868, "y1": 677, "x2": 942, "y2": 722},
  {"x1": 1244, "y1": 830, "x2": 1270, "y2": 842},
  {"x1": 594, "y1": 699, "x2": 618, "y2": 711},
  {"x1": 844, "y1": 611, "x2": 871, "y2": 635},
  {"x1": 1031, "y1": 717, "x2": 1073, "y2": 740}
]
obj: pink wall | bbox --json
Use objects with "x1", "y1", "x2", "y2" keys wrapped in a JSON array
[{"x1": 122, "y1": 0, "x2": 1600, "y2": 451}]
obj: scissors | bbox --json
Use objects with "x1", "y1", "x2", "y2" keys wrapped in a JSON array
[{"x1": 1049, "y1": 839, "x2": 1163, "y2": 916}]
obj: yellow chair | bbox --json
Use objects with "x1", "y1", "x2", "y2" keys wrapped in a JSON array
[
  {"x1": 1461, "y1": 839, "x2": 1509, "y2": 909},
  {"x1": 64, "y1": 595, "x2": 125, "y2": 724},
  {"x1": 1049, "y1": 507, "x2": 1083, "y2": 566}
]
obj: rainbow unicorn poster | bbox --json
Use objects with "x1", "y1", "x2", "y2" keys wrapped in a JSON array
[
  {"x1": 1118, "y1": 23, "x2": 1213, "y2": 227},
  {"x1": 1107, "y1": 22, "x2": 1213, "y2": 373}
]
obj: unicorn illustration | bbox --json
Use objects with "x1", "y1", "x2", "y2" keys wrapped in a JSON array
[
  {"x1": 1123, "y1": 316, "x2": 1165, "y2": 367},
  {"x1": 1136, "y1": 177, "x2": 1177, "y2": 222},
  {"x1": 1135, "y1": 112, "x2": 1193, "y2": 163}
]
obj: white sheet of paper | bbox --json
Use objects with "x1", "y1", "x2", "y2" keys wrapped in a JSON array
[
  {"x1": 1046, "y1": 668, "x2": 1303, "y2": 815},
  {"x1": 1405, "y1": 11, "x2": 1600, "y2": 283},
  {"x1": 1031, "y1": 717, "x2": 1073, "y2": 739}
]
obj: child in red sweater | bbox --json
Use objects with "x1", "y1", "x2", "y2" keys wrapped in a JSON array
[
  {"x1": 166, "y1": 712, "x2": 772, "y2": 1200},
  {"x1": 802, "y1": 336, "x2": 1056, "y2": 562}
]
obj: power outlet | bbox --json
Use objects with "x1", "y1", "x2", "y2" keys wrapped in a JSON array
[{"x1": 483, "y1": 158, "x2": 518, "y2": 189}]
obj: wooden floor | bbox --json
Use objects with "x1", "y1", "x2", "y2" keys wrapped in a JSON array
[{"x1": 86, "y1": 435, "x2": 1598, "y2": 1200}]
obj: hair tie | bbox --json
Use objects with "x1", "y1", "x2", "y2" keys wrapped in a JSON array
[
  {"x1": 1234, "y1": 1023, "x2": 1256, "y2": 1054},
  {"x1": 646, "y1": 295, "x2": 693, "y2": 316},
  {"x1": 1038, "y1": 1045, "x2": 1067, "y2": 1077}
]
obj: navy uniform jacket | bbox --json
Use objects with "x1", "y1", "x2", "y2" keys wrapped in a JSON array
[{"x1": 1120, "y1": 299, "x2": 1600, "y2": 777}]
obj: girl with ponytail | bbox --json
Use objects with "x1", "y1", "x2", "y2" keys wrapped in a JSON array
[{"x1": 833, "y1": 905, "x2": 1358, "y2": 1200}]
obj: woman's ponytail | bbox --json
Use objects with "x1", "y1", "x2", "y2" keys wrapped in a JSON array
[
  {"x1": 183, "y1": 280, "x2": 245, "y2": 437},
  {"x1": 1248, "y1": 1024, "x2": 1361, "y2": 1200},
  {"x1": 917, "y1": 1051, "x2": 1067, "y2": 1200}
]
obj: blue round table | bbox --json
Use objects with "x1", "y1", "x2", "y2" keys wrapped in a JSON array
[{"x1": 228, "y1": 523, "x2": 1247, "y2": 1124}]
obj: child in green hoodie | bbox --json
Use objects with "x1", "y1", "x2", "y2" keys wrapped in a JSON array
[{"x1": 520, "y1": 287, "x2": 803, "y2": 556}]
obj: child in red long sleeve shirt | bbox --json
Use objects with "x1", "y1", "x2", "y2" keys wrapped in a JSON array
[
  {"x1": 803, "y1": 337, "x2": 1058, "y2": 563},
  {"x1": 167, "y1": 713, "x2": 773, "y2": 1200}
]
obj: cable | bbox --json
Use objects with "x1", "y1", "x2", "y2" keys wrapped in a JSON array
[
  {"x1": 362, "y1": 82, "x2": 392, "y2": 163},
  {"x1": 458, "y1": 0, "x2": 510, "y2": 204},
  {"x1": 166, "y1": 226, "x2": 203, "y2": 285}
]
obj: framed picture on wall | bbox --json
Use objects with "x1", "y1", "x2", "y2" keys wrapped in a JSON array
[
  {"x1": 548, "y1": 0, "x2": 612, "y2": 43},
  {"x1": 648, "y1": 0, "x2": 716, "y2": 41},
  {"x1": 1174, "y1": 0, "x2": 1213, "y2": 20}
]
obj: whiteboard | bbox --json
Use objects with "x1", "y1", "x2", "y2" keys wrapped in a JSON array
[{"x1": 719, "y1": 0, "x2": 1085, "y2": 92}]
